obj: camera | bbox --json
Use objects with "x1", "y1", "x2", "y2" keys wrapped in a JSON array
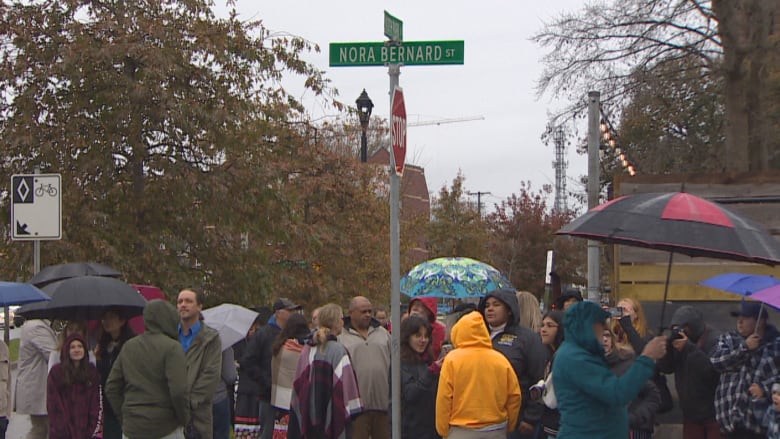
[
  {"x1": 670, "y1": 327, "x2": 685, "y2": 341},
  {"x1": 530, "y1": 379, "x2": 546, "y2": 401},
  {"x1": 607, "y1": 306, "x2": 624, "y2": 318}
]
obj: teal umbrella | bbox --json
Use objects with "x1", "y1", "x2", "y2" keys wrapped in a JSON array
[{"x1": 401, "y1": 257, "x2": 513, "y2": 299}]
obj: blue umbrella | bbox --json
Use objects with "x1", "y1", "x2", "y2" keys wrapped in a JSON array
[
  {"x1": 699, "y1": 273, "x2": 780, "y2": 328},
  {"x1": 699, "y1": 273, "x2": 780, "y2": 297},
  {"x1": 0, "y1": 282, "x2": 51, "y2": 307},
  {"x1": 400, "y1": 257, "x2": 513, "y2": 299}
]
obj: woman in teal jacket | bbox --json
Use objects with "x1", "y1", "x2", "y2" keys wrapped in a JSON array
[{"x1": 552, "y1": 301, "x2": 666, "y2": 439}]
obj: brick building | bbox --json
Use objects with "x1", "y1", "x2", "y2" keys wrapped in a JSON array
[{"x1": 367, "y1": 148, "x2": 430, "y2": 264}]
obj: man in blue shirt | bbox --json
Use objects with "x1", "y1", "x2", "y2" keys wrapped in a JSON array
[{"x1": 178, "y1": 289, "x2": 222, "y2": 439}]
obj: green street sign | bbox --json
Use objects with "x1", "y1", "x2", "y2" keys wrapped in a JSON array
[
  {"x1": 330, "y1": 41, "x2": 464, "y2": 67},
  {"x1": 384, "y1": 11, "x2": 403, "y2": 42}
]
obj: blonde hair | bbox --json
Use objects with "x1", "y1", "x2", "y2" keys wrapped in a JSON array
[
  {"x1": 516, "y1": 291, "x2": 543, "y2": 332},
  {"x1": 620, "y1": 297, "x2": 648, "y2": 337},
  {"x1": 312, "y1": 303, "x2": 343, "y2": 347},
  {"x1": 612, "y1": 297, "x2": 648, "y2": 353}
]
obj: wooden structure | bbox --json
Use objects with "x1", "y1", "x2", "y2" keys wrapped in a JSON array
[{"x1": 612, "y1": 172, "x2": 780, "y2": 303}]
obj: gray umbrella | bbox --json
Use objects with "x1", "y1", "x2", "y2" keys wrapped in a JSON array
[
  {"x1": 18, "y1": 276, "x2": 146, "y2": 320},
  {"x1": 29, "y1": 262, "x2": 121, "y2": 288}
]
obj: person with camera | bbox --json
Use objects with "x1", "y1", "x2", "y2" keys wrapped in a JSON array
[
  {"x1": 711, "y1": 301, "x2": 779, "y2": 438},
  {"x1": 552, "y1": 301, "x2": 667, "y2": 438},
  {"x1": 657, "y1": 306, "x2": 722, "y2": 439},
  {"x1": 613, "y1": 297, "x2": 674, "y2": 414},
  {"x1": 602, "y1": 326, "x2": 660, "y2": 439}
]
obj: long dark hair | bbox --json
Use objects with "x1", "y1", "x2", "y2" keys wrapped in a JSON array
[
  {"x1": 400, "y1": 315, "x2": 432, "y2": 363},
  {"x1": 544, "y1": 310, "x2": 565, "y2": 349},
  {"x1": 272, "y1": 313, "x2": 310, "y2": 356},
  {"x1": 59, "y1": 333, "x2": 94, "y2": 387},
  {"x1": 95, "y1": 309, "x2": 135, "y2": 361}
]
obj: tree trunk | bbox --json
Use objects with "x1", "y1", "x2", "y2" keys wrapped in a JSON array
[{"x1": 713, "y1": 0, "x2": 779, "y2": 172}]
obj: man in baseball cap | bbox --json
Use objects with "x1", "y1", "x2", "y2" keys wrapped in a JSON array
[
  {"x1": 273, "y1": 298, "x2": 302, "y2": 313},
  {"x1": 729, "y1": 301, "x2": 769, "y2": 321},
  {"x1": 712, "y1": 300, "x2": 779, "y2": 438}
]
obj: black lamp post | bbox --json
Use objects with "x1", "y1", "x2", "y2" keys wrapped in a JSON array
[{"x1": 356, "y1": 89, "x2": 374, "y2": 162}]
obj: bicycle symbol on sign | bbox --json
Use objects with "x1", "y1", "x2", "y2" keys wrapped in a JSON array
[{"x1": 35, "y1": 183, "x2": 58, "y2": 197}]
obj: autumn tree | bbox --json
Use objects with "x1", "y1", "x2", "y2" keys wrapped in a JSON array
[
  {"x1": 613, "y1": 57, "x2": 726, "y2": 174},
  {"x1": 426, "y1": 173, "x2": 489, "y2": 261},
  {"x1": 534, "y1": 0, "x2": 780, "y2": 172},
  {"x1": 0, "y1": 0, "x2": 334, "y2": 302},
  {"x1": 485, "y1": 183, "x2": 584, "y2": 295}
]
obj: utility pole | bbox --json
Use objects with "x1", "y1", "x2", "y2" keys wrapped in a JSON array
[
  {"x1": 467, "y1": 191, "x2": 491, "y2": 218},
  {"x1": 587, "y1": 91, "x2": 601, "y2": 303}
]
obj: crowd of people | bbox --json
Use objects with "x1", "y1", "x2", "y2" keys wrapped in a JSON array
[{"x1": 4, "y1": 287, "x2": 780, "y2": 439}]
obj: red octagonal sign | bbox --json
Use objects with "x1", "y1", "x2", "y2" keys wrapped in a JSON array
[{"x1": 391, "y1": 86, "x2": 406, "y2": 176}]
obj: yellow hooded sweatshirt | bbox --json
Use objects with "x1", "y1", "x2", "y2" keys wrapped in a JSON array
[{"x1": 435, "y1": 311, "x2": 522, "y2": 437}]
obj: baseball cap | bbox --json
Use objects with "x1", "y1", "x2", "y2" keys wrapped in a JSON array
[
  {"x1": 273, "y1": 298, "x2": 302, "y2": 312},
  {"x1": 729, "y1": 301, "x2": 768, "y2": 320}
]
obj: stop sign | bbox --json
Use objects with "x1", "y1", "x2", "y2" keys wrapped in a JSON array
[{"x1": 391, "y1": 86, "x2": 406, "y2": 176}]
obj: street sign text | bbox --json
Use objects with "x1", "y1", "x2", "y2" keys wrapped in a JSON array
[
  {"x1": 384, "y1": 11, "x2": 403, "y2": 42},
  {"x1": 330, "y1": 41, "x2": 465, "y2": 66}
]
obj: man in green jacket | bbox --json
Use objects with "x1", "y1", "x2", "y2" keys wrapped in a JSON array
[
  {"x1": 177, "y1": 288, "x2": 222, "y2": 439},
  {"x1": 106, "y1": 300, "x2": 189, "y2": 439}
]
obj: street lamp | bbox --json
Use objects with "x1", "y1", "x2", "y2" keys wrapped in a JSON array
[{"x1": 356, "y1": 89, "x2": 374, "y2": 162}]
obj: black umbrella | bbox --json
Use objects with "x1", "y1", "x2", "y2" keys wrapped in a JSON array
[
  {"x1": 557, "y1": 192, "x2": 780, "y2": 330},
  {"x1": 18, "y1": 276, "x2": 146, "y2": 320},
  {"x1": 30, "y1": 262, "x2": 121, "y2": 288}
]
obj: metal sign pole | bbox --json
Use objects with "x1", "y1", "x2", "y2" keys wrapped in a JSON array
[
  {"x1": 33, "y1": 166, "x2": 41, "y2": 275},
  {"x1": 388, "y1": 62, "x2": 402, "y2": 439}
]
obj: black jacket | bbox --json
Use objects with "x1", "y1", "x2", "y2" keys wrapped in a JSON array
[
  {"x1": 479, "y1": 289, "x2": 549, "y2": 426},
  {"x1": 657, "y1": 306, "x2": 721, "y2": 422},
  {"x1": 240, "y1": 320, "x2": 282, "y2": 400},
  {"x1": 606, "y1": 349, "x2": 661, "y2": 433},
  {"x1": 399, "y1": 360, "x2": 439, "y2": 439}
]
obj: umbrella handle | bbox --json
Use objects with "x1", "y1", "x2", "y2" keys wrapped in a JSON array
[
  {"x1": 658, "y1": 252, "x2": 674, "y2": 335},
  {"x1": 754, "y1": 303, "x2": 765, "y2": 336}
]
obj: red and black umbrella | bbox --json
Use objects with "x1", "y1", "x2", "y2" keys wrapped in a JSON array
[{"x1": 558, "y1": 192, "x2": 780, "y2": 329}]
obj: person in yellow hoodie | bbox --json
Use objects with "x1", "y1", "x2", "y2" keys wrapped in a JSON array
[{"x1": 436, "y1": 310, "x2": 522, "y2": 439}]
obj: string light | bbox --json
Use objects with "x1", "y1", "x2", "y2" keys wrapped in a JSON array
[{"x1": 599, "y1": 109, "x2": 638, "y2": 176}]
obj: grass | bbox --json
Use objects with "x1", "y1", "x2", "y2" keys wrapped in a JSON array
[{"x1": 8, "y1": 339, "x2": 18, "y2": 363}]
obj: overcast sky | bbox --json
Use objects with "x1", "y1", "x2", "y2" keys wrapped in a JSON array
[{"x1": 221, "y1": 1, "x2": 590, "y2": 212}]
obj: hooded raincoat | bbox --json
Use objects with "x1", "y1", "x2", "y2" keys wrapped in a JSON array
[
  {"x1": 106, "y1": 300, "x2": 190, "y2": 439},
  {"x1": 47, "y1": 333, "x2": 101, "y2": 439},
  {"x1": 435, "y1": 311, "x2": 521, "y2": 438},
  {"x1": 478, "y1": 289, "x2": 548, "y2": 429},
  {"x1": 552, "y1": 301, "x2": 655, "y2": 439}
]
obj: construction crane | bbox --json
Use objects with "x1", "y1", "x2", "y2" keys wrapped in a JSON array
[{"x1": 407, "y1": 115, "x2": 485, "y2": 127}]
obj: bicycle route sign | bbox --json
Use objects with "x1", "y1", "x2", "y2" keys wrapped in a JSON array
[{"x1": 11, "y1": 174, "x2": 62, "y2": 240}]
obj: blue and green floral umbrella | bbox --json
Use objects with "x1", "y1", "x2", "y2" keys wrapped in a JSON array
[{"x1": 400, "y1": 257, "x2": 513, "y2": 298}]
